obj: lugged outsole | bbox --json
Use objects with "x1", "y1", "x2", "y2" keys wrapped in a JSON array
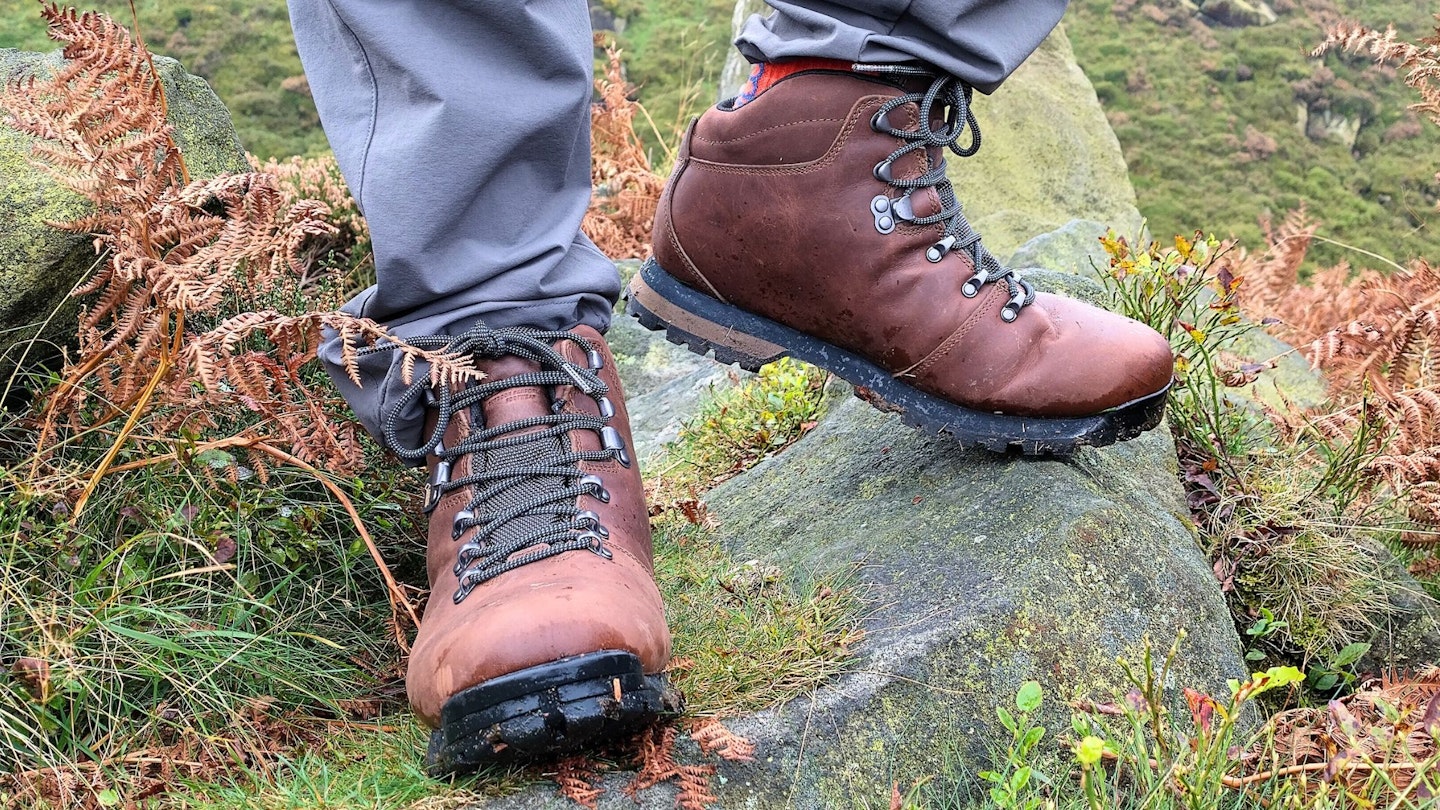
[
  {"x1": 624, "y1": 258, "x2": 1169, "y2": 457},
  {"x1": 425, "y1": 650, "x2": 681, "y2": 776}
]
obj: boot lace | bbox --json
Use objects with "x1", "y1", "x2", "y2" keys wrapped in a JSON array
[
  {"x1": 857, "y1": 64, "x2": 1036, "y2": 323},
  {"x1": 370, "y1": 324, "x2": 628, "y2": 604}
]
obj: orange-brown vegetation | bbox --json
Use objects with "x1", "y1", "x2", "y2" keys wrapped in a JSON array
[
  {"x1": 1222, "y1": 17, "x2": 1440, "y2": 540},
  {"x1": 1, "y1": 4, "x2": 475, "y2": 488},
  {"x1": 582, "y1": 44, "x2": 665, "y2": 261}
]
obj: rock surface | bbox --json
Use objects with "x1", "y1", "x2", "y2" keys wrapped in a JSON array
[
  {"x1": 957, "y1": 25, "x2": 1145, "y2": 258},
  {"x1": 1198, "y1": 0, "x2": 1278, "y2": 27},
  {"x1": 696, "y1": 396, "x2": 1244, "y2": 808},
  {"x1": 0, "y1": 50, "x2": 247, "y2": 374}
]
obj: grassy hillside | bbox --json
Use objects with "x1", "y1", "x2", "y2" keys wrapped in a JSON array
[
  {"x1": 1066, "y1": 0, "x2": 1439, "y2": 266},
  {"x1": 1, "y1": 0, "x2": 1435, "y2": 265},
  {"x1": 0, "y1": 0, "x2": 323, "y2": 158}
]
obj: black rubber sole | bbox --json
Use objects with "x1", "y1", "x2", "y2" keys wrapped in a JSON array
[
  {"x1": 426, "y1": 650, "x2": 681, "y2": 776},
  {"x1": 625, "y1": 258, "x2": 1169, "y2": 456}
]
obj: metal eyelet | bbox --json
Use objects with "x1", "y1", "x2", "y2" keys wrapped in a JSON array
[
  {"x1": 926, "y1": 236, "x2": 957, "y2": 263},
  {"x1": 576, "y1": 530, "x2": 613, "y2": 559},
  {"x1": 452, "y1": 541, "x2": 483, "y2": 577},
  {"x1": 422, "y1": 456, "x2": 451, "y2": 514},
  {"x1": 891, "y1": 194, "x2": 914, "y2": 221},
  {"x1": 601, "y1": 426, "x2": 631, "y2": 467},
  {"x1": 596, "y1": 395, "x2": 616, "y2": 420},
  {"x1": 579, "y1": 474, "x2": 610, "y2": 504},
  {"x1": 587, "y1": 349, "x2": 604, "y2": 370},
  {"x1": 576, "y1": 510, "x2": 609, "y2": 539},
  {"x1": 453, "y1": 571, "x2": 481, "y2": 604},
  {"x1": 870, "y1": 108, "x2": 892, "y2": 132},
  {"x1": 1001, "y1": 293, "x2": 1026, "y2": 323},
  {"x1": 961, "y1": 268, "x2": 990, "y2": 298},
  {"x1": 873, "y1": 159, "x2": 894, "y2": 183},
  {"x1": 451, "y1": 508, "x2": 475, "y2": 540}
]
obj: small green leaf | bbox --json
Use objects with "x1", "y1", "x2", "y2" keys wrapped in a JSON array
[
  {"x1": 1021, "y1": 726, "x2": 1045, "y2": 753},
  {"x1": 1245, "y1": 649, "x2": 1266, "y2": 662},
  {"x1": 1016, "y1": 681, "x2": 1043, "y2": 713},
  {"x1": 1331, "y1": 643, "x2": 1370, "y2": 668},
  {"x1": 97, "y1": 790, "x2": 120, "y2": 807},
  {"x1": 1313, "y1": 672, "x2": 1339, "y2": 692},
  {"x1": 1373, "y1": 697, "x2": 1402, "y2": 724},
  {"x1": 1010, "y1": 766, "x2": 1032, "y2": 793},
  {"x1": 996, "y1": 706, "x2": 1016, "y2": 732}
]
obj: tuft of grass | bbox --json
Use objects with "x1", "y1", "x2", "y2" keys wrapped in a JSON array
[
  {"x1": 644, "y1": 357, "x2": 864, "y2": 715},
  {"x1": 0, "y1": 387, "x2": 425, "y2": 808},
  {"x1": 1212, "y1": 457, "x2": 1391, "y2": 667},
  {"x1": 154, "y1": 718, "x2": 530, "y2": 810}
]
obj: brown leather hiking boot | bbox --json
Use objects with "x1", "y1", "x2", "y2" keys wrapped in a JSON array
[
  {"x1": 629, "y1": 66, "x2": 1173, "y2": 454},
  {"x1": 378, "y1": 324, "x2": 677, "y2": 775}
]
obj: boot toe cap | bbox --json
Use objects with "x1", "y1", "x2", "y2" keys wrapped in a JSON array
[{"x1": 406, "y1": 564, "x2": 671, "y2": 727}]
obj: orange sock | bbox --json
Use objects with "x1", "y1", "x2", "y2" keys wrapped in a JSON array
[{"x1": 733, "y1": 58, "x2": 855, "y2": 107}]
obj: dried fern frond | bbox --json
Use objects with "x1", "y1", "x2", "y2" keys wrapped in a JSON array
[
  {"x1": 1315, "y1": 18, "x2": 1440, "y2": 127},
  {"x1": 0, "y1": 3, "x2": 479, "y2": 484},
  {"x1": 686, "y1": 717, "x2": 756, "y2": 763},
  {"x1": 550, "y1": 756, "x2": 604, "y2": 810},
  {"x1": 583, "y1": 44, "x2": 664, "y2": 260}
]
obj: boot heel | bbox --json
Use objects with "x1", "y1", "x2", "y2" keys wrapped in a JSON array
[{"x1": 625, "y1": 261, "x2": 789, "y2": 372}]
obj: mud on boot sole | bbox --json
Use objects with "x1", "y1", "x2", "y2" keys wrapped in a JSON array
[
  {"x1": 625, "y1": 258, "x2": 1169, "y2": 456},
  {"x1": 426, "y1": 650, "x2": 681, "y2": 776}
]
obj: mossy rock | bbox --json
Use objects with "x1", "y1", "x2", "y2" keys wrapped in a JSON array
[
  {"x1": 0, "y1": 49, "x2": 247, "y2": 377},
  {"x1": 684, "y1": 394, "x2": 1246, "y2": 808},
  {"x1": 955, "y1": 25, "x2": 1143, "y2": 259}
]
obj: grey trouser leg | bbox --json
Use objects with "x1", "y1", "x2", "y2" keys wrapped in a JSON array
[
  {"x1": 288, "y1": 0, "x2": 617, "y2": 450},
  {"x1": 736, "y1": 0, "x2": 1068, "y2": 93},
  {"x1": 289, "y1": 0, "x2": 1062, "y2": 449}
]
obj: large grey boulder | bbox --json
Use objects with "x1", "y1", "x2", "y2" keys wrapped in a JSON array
[
  {"x1": 697, "y1": 397, "x2": 1243, "y2": 808},
  {"x1": 956, "y1": 26, "x2": 1144, "y2": 258},
  {"x1": 0, "y1": 50, "x2": 247, "y2": 374}
]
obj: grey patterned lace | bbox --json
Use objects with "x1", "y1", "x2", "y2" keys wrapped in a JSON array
[
  {"x1": 857, "y1": 63, "x2": 1036, "y2": 323},
  {"x1": 370, "y1": 324, "x2": 624, "y2": 604}
]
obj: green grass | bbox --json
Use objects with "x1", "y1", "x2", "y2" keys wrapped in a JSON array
[{"x1": 1066, "y1": 0, "x2": 1439, "y2": 268}]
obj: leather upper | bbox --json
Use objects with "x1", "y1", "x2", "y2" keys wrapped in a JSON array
[
  {"x1": 654, "y1": 71, "x2": 1173, "y2": 418},
  {"x1": 405, "y1": 327, "x2": 670, "y2": 727}
]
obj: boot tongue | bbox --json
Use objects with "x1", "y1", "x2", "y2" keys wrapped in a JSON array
[
  {"x1": 476, "y1": 354, "x2": 551, "y2": 432},
  {"x1": 470, "y1": 353, "x2": 569, "y2": 558}
]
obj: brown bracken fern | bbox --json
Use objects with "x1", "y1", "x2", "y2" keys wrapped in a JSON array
[
  {"x1": 1231, "y1": 15, "x2": 1440, "y2": 540},
  {"x1": 1, "y1": 3, "x2": 478, "y2": 634},
  {"x1": 1314, "y1": 17, "x2": 1440, "y2": 131},
  {"x1": 582, "y1": 44, "x2": 665, "y2": 260},
  {"x1": 1240, "y1": 208, "x2": 1440, "y2": 534}
]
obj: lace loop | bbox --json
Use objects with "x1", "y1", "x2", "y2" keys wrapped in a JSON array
[
  {"x1": 855, "y1": 64, "x2": 1036, "y2": 321},
  {"x1": 370, "y1": 324, "x2": 625, "y2": 603}
]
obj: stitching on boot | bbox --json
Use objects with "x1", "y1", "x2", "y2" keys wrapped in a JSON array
[
  {"x1": 692, "y1": 116, "x2": 846, "y2": 146},
  {"x1": 895, "y1": 283, "x2": 1006, "y2": 380},
  {"x1": 684, "y1": 98, "x2": 873, "y2": 177}
]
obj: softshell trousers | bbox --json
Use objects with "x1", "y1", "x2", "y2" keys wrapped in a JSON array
[{"x1": 286, "y1": 0, "x2": 1067, "y2": 449}]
